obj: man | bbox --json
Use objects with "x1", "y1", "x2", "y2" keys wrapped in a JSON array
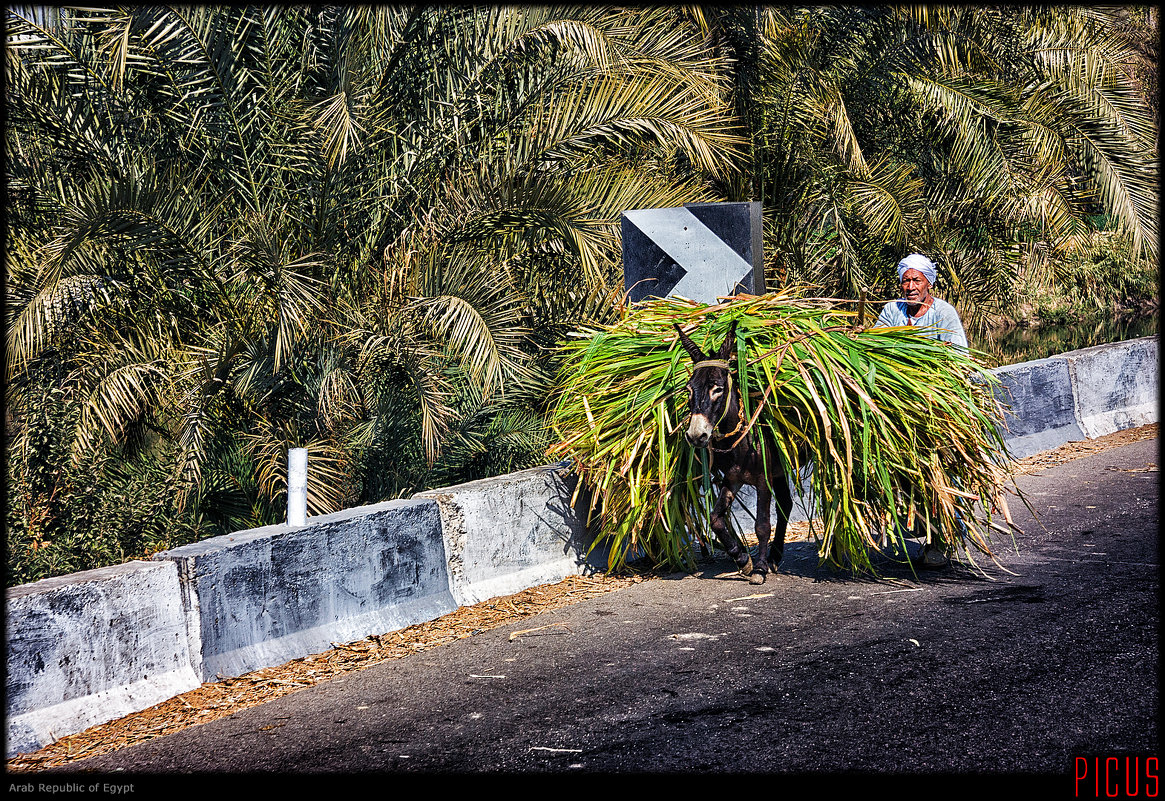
[
  {"x1": 875, "y1": 252, "x2": 968, "y2": 349},
  {"x1": 876, "y1": 253, "x2": 968, "y2": 568}
]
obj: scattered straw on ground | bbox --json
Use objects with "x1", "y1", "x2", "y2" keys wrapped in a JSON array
[
  {"x1": 7, "y1": 424, "x2": 1156, "y2": 772},
  {"x1": 1011, "y1": 422, "x2": 1156, "y2": 474}
]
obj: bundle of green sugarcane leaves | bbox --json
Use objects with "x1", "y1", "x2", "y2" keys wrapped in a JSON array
[{"x1": 548, "y1": 288, "x2": 1027, "y2": 575}]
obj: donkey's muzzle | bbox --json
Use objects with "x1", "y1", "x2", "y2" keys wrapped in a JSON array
[{"x1": 686, "y1": 414, "x2": 714, "y2": 448}]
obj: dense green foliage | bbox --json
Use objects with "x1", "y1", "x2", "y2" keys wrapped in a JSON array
[
  {"x1": 4, "y1": 6, "x2": 743, "y2": 584},
  {"x1": 549, "y1": 291, "x2": 1020, "y2": 574},
  {"x1": 1019, "y1": 231, "x2": 1158, "y2": 322},
  {"x1": 5, "y1": 6, "x2": 1157, "y2": 585},
  {"x1": 697, "y1": 6, "x2": 1158, "y2": 330}
]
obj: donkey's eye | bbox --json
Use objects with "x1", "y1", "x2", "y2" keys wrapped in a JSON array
[{"x1": 708, "y1": 385, "x2": 725, "y2": 400}]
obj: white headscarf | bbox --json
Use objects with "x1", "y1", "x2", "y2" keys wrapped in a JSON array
[{"x1": 897, "y1": 253, "x2": 937, "y2": 286}]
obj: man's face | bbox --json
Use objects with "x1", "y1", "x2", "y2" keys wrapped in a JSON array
[{"x1": 900, "y1": 268, "x2": 932, "y2": 305}]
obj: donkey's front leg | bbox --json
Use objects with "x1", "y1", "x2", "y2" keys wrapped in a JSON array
[
  {"x1": 769, "y1": 472, "x2": 793, "y2": 571},
  {"x1": 711, "y1": 485, "x2": 752, "y2": 576},
  {"x1": 750, "y1": 480, "x2": 773, "y2": 585}
]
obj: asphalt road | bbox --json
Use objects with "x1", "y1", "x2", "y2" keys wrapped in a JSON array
[{"x1": 53, "y1": 437, "x2": 1159, "y2": 788}]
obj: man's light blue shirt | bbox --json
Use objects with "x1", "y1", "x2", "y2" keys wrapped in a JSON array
[{"x1": 875, "y1": 297, "x2": 968, "y2": 350}]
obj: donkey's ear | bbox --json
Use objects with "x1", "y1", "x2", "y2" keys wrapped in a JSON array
[
  {"x1": 718, "y1": 320, "x2": 738, "y2": 361},
  {"x1": 674, "y1": 323, "x2": 707, "y2": 363}
]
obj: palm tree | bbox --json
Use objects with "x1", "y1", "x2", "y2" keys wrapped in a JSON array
[
  {"x1": 696, "y1": 6, "x2": 1158, "y2": 330},
  {"x1": 5, "y1": 5, "x2": 746, "y2": 581}
]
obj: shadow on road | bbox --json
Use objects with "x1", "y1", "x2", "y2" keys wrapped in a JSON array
[{"x1": 677, "y1": 539, "x2": 1001, "y2": 589}]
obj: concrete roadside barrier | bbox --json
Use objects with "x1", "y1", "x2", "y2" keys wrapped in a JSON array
[
  {"x1": 5, "y1": 561, "x2": 201, "y2": 757},
  {"x1": 989, "y1": 336, "x2": 1157, "y2": 458},
  {"x1": 990, "y1": 356, "x2": 1087, "y2": 460},
  {"x1": 1062, "y1": 337, "x2": 1158, "y2": 439},
  {"x1": 152, "y1": 498, "x2": 455, "y2": 682},
  {"x1": 414, "y1": 462, "x2": 602, "y2": 606}
]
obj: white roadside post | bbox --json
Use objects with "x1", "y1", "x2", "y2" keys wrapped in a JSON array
[{"x1": 287, "y1": 447, "x2": 307, "y2": 526}]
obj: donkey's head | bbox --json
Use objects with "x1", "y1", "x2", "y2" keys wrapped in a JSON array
[{"x1": 675, "y1": 320, "x2": 738, "y2": 448}]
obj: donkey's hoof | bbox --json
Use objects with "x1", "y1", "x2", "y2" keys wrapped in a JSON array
[
  {"x1": 738, "y1": 555, "x2": 754, "y2": 576},
  {"x1": 749, "y1": 571, "x2": 767, "y2": 585}
]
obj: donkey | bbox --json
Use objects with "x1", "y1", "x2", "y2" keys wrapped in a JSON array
[{"x1": 675, "y1": 320, "x2": 794, "y2": 585}]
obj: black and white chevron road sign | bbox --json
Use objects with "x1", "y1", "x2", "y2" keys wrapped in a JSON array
[{"x1": 621, "y1": 201, "x2": 764, "y2": 304}]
